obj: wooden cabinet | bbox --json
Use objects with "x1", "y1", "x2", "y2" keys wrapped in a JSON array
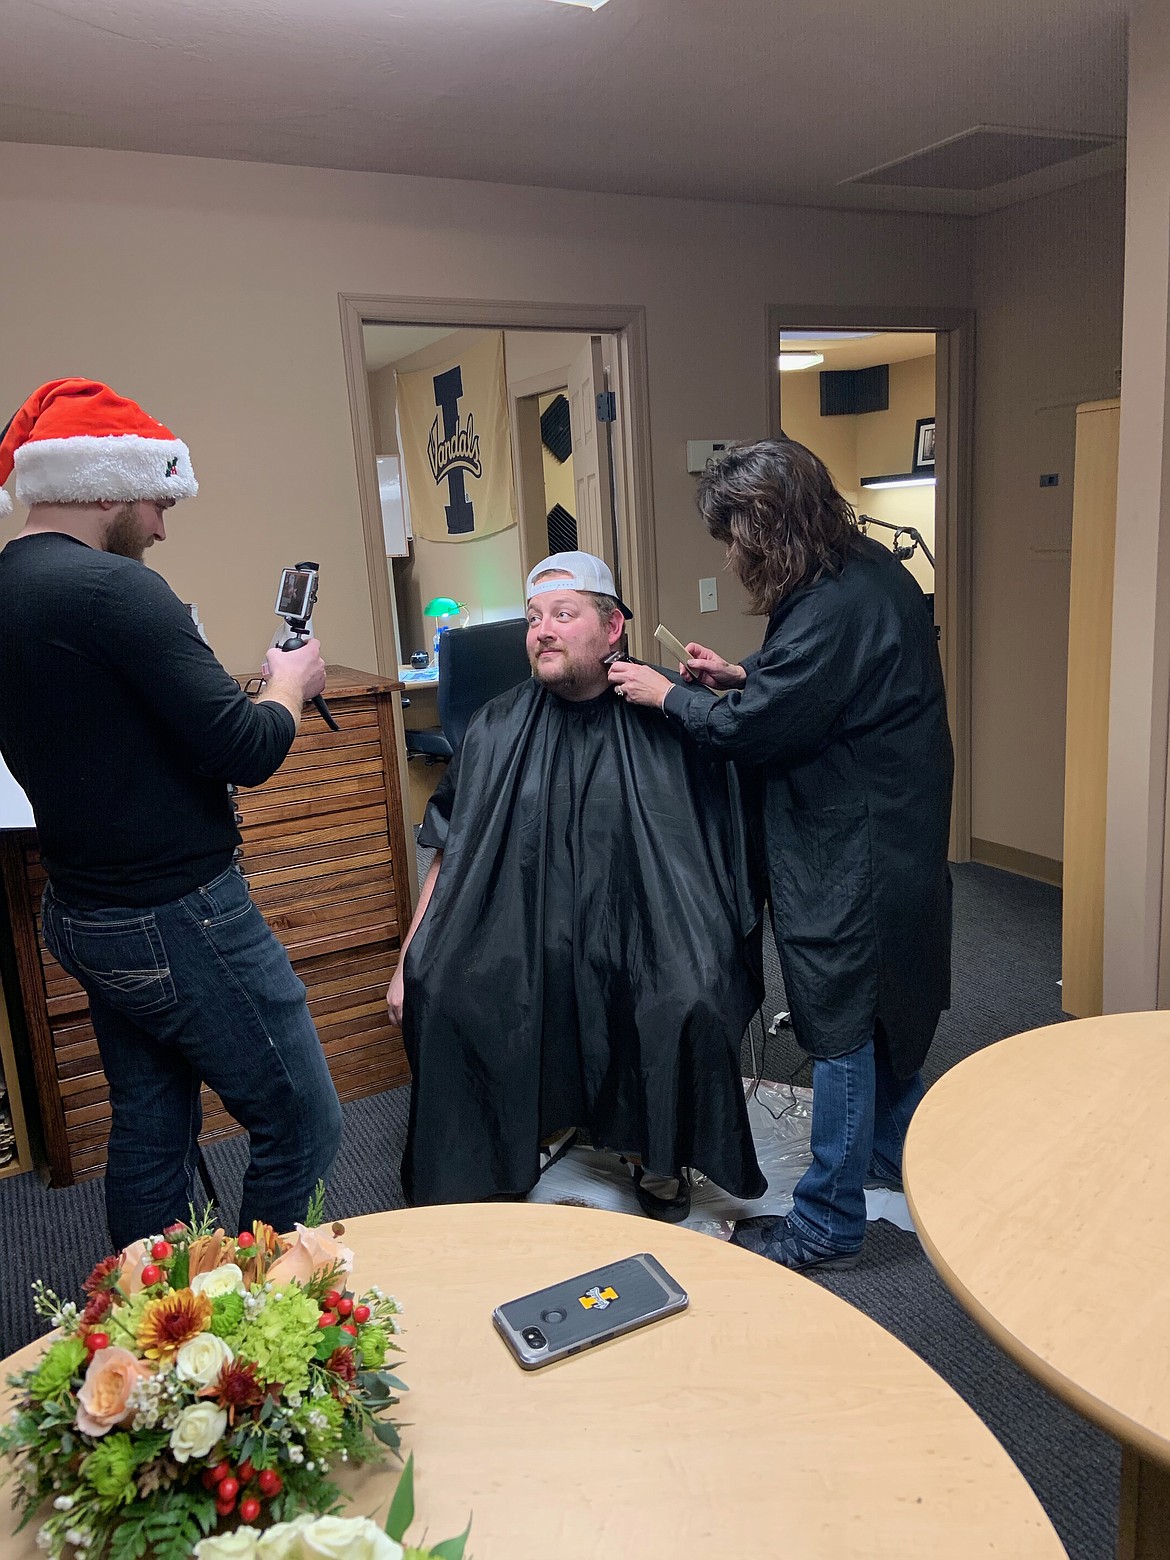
[
  {"x1": 1062, "y1": 400, "x2": 1121, "y2": 1017},
  {"x1": 0, "y1": 666, "x2": 415, "y2": 1186}
]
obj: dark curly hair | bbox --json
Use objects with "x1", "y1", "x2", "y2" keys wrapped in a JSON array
[{"x1": 695, "y1": 438, "x2": 859, "y2": 615}]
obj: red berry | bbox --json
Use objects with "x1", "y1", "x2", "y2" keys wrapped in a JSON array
[
  {"x1": 257, "y1": 1469, "x2": 282, "y2": 1497},
  {"x1": 323, "y1": 1290, "x2": 342, "y2": 1310},
  {"x1": 237, "y1": 1458, "x2": 255, "y2": 1483},
  {"x1": 210, "y1": 1461, "x2": 231, "y2": 1485},
  {"x1": 85, "y1": 1331, "x2": 110, "y2": 1352},
  {"x1": 201, "y1": 1468, "x2": 219, "y2": 1491},
  {"x1": 140, "y1": 1264, "x2": 162, "y2": 1287},
  {"x1": 215, "y1": 1495, "x2": 236, "y2": 1518},
  {"x1": 237, "y1": 1231, "x2": 255, "y2": 1249},
  {"x1": 353, "y1": 1304, "x2": 371, "y2": 1324},
  {"x1": 336, "y1": 1295, "x2": 354, "y2": 1317},
  {"x1": 317, "y1": 1312, "x2": 338, "y2": 1329},
  {"x1": 218, "y1": 1476, "x2": 240, "y2": 1502},
  {"x1": 240, "y1": 1497, "x2": 261, "y2": 1523},
  {"x1": 151, "y1": 1240, "x2": 173, "y2": 1261},
  {"x1": 340, "y1": 1322, "x2": 357, "y2": 1337}
]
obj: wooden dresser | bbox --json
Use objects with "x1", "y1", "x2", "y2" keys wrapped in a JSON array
[{"x1": 0, "y1": 666, "x2": 415, "y2": 1186}]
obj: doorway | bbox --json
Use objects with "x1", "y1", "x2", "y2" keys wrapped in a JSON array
[
  {"x1": 767, "y1": 305, "x2": 974, "y2": 861},
  {"x1": 338, "y1": 297, "x2": 658, "y2": 829}
]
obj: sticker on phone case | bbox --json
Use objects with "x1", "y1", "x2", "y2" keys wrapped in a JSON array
[{"x1": 579, "y1": 1284, "x2": 619, "y2": 1310}]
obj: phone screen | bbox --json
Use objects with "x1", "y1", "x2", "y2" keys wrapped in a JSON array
[{"x1": 277, "y1": 568, "x2": 315, "y2": 618}]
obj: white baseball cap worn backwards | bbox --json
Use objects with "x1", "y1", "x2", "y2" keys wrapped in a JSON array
[{"x1": 525, "y1": 551, "x2": 633, "y2": 620}]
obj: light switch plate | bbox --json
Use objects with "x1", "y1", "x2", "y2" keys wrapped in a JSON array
[{"x1": 699, "y1": 577, "x2": 718, "y2": 613}]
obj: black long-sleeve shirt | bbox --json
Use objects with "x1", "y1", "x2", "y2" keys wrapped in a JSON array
[{"x1": 0, "y1": 533, "x2": 295, "y2": 907}]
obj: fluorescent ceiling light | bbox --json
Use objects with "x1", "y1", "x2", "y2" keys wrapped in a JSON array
[
  {"x1": 780, "y1": 331, "x2": 877, "y2": 343},
  {"x1": 859, "y1": 474, "x2": 937, "y2": 489},
  {"x1": 778, "y1": 352, "x2": 824, "y2": 372},
  {"x1": 547, "y1": 0, "x2": 610, "y2": 8}
]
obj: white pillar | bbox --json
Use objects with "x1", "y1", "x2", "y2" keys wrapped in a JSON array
[{"x1": 1103, "y1": 0, "x2": 1170, "y2": 1011}]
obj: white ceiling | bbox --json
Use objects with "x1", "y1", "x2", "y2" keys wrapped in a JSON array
[
  {"x1": 363, "y1": 326, "x2": 459, "y2": 373},
  {"x1": 779, "y1": 332, "x2": 936, "y2": 373},
  {"x1": 0, "y1": 0, "x2": 1128, "y2": 215}
]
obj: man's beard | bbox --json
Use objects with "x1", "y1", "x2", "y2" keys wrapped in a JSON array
[
  {"x1": 104, "y1": 505, "x2": 148, "y2": 561},
  {"x1": 530, "y1": 646, "x2": 601, "y2": 698}
]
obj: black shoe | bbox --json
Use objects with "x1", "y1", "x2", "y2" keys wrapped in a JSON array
[
  {"x1": 864, "y1": 1160, "x2": 904, "y2": 1194},
  {"x1": 732, "y1": 1214, "x2": 861, "y2": 1272},
  {"x1": 631, "y1": 1165, "x2": 692, "y2": 1223}
]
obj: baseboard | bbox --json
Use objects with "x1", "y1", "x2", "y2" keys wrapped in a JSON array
[{"x1": 969, "y1": 837, "x2": 1063, "y2": 888}]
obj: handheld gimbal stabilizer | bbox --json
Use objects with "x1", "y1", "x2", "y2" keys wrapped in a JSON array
[{"x1": 273, "y1": 561, "x2": 340, "y2": 732}]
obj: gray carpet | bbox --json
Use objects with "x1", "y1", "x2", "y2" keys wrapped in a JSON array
[{"x1": 0, "y1": 861, "x2": 1117, "y2": 1559}]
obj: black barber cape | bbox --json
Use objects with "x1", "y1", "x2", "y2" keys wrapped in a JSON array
[{"x1": 400, "y1": 677, "x2": 768, "y2": 1206}]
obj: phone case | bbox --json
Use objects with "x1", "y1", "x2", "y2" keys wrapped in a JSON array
[{"x1": 492, "y1": 1253, "x2": 688, "y2": 1370}]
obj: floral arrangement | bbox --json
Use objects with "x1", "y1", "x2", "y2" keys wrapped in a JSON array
[
  {"x1": 192, "y1": 1454, "x2": 469, "y2": 1559},
  {"x1": 0, "y1": 1198, "x2": 407, "y2": 1560}
]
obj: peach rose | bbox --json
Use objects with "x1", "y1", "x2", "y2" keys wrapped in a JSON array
[
  {"x1": 76, "y1": 1346, "x2": 152, "y2": 1437},
  {"x1": 267, "y1": 1223, "x2": 354, "y2": 1289},
  {"x1": 116, "y1": 1238, "x2": 155, "y2": 1298}
]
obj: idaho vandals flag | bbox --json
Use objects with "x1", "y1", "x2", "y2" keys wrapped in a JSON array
[{"x1": 395, "y1": 332, "x2": 517, "y2": 542}]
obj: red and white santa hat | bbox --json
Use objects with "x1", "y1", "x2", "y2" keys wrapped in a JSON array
[{"x1": 0, "y1": 378, "x2": 198, "y2": 518}]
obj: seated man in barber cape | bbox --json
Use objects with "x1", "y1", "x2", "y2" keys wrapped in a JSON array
[{"x1": 388, "y1": 551, "x2": 766, "y2": 1220}]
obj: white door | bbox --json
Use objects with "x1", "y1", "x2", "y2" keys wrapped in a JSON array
[{"x1": 567, "y1": 336, "x2": 617, "y2": 571}]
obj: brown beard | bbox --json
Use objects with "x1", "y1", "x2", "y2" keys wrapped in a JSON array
[{"x1": 104, "y1": 505, "x2": 147, "y2": 561}]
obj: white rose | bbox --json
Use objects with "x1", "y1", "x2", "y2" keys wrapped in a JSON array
[
  {"x1": 175, "y1": 1331, "x2": 234, "y2": 1389},
  {"x1": 297, "y1": 1515, "x2": 404, "y2": 1560},
  {"x1": 169, "y1": 1401, "x2": 228, "y2": 1463},
  {"x1": 194, "y1": 1531, "x2": 262, "y2": 1560},
  {"x1": 191, "y1": 1263, "x2": 247, "y2": 1299},
  {"x1": 256, "y1": 1518, "x2": 315, "y2": 1559}
]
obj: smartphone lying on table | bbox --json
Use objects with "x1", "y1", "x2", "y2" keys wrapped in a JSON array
[{"x1": 493, "y1": 1253, "x2": 688, "y2": 1370}]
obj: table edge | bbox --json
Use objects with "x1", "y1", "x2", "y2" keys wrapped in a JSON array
[{"x1": 904, "y1": 1172, "x2": 1170, "y2": 1471}]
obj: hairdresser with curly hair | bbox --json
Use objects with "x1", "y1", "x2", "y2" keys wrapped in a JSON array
[{"x1": 609, "y1": 438, "x2": 953, "y2": 1272}]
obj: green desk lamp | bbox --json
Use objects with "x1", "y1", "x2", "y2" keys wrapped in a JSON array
[{"x1": 425, "y1": 595, "x2": 470, "y2": 659}]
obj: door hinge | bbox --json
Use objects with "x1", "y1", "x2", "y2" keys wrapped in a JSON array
[{"x1": 596, "y1": 390, "x2": 617, "y2": 423}]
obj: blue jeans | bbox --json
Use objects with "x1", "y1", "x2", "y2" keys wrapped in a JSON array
[
  {"x1": 788, "y1": 1035, "x2": 924, "y2": 1255},
  {"x1": 42, "y1": 866, "x2": 343, "y2": 1251}
]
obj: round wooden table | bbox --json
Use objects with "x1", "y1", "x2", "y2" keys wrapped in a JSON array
[
  {"x1": 1, "y1": 1203, "x2": 1064, "y2": 1558},
  {"x1": 904, "y1": 1013, "x2": 1170, "y2": 1560}
]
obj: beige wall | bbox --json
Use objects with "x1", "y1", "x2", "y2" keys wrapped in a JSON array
[
  {"x1": 0, "y1": 140, "x2": 972, "y2": 680},
  {"x1": 779, "y1": 354, "x2": 936, "y2": 594},
  {"x1": 971, "y1": 171, "x2": 1126, "y2": 864}
]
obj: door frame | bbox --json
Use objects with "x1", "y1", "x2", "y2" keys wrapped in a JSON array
[
  {"x1": 338, "y1": 295, "x2": 659, "y2": 669},
  {"x1": 765, "y1": 303, "x2": 975, "y2": 862}
]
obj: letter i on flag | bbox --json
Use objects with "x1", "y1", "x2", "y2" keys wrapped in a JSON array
[{"x1": 395, "y1": 332, "x2": 518, "y2": 543}]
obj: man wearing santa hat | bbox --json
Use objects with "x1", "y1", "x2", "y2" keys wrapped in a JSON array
[{"x1": 0, "y1": 378, "x2": 343, "y2": 1249}]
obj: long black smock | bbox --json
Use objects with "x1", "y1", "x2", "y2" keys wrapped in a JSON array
[
  {"x1": 663, "y1": 536, "x2": 953, "y2": 1077},
  {"x1": 400, "y1": 678, "x2": 767, "y2": 1206}
]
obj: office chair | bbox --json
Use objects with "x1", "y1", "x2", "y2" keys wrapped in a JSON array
[{"x1": 404, "y1": 617, "x2": 531, "y2": 763}]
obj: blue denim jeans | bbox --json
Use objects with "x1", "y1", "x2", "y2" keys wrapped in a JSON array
[
  {"x1": 788, "y1": 1035, "x2": 924, "y2": 1255},
  {"x1": 42, "y1": 866, "x2": 343, "y2": 1251}
]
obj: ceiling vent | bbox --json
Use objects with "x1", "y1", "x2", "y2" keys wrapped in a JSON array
[{"x1": 844, "y1": 125, "x2": 1120, "y2": 192}]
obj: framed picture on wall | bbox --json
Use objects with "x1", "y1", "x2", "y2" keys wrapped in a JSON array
[{"x1": 913, "y1": 417, "x2": 936, "y2": 472}]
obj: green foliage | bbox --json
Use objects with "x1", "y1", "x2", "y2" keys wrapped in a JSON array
[
  {"x1": 386, "y1": 1452, "x2": 415, "y2": 1541},
  {"x1": 105, "y1": 1486, "x2": 217, "y2": 1560},
  {"x1": 304, "y1": 1178, "x2": 327, "y2": 1228}
]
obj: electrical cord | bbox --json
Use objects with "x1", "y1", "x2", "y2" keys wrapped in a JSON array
[{"x1": 745, "y1": 1005, "x2": 808, "y2": 1123}]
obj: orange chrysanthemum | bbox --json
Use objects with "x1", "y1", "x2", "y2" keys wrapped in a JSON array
[{"x1": 136, "y1": 1288, "x2": 212, "y2": 1360}]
